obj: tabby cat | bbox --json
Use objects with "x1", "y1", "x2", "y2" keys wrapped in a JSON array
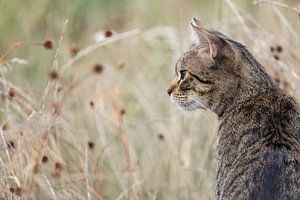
[{"x1": 167, "y1": 18, "x2": 300, "y2": 200}]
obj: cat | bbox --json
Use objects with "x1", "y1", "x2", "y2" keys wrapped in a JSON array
[{"x1": 167, "y1": 18, "x2": 300, "y2": 200}]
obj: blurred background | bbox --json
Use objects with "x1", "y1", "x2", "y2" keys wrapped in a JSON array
[{"x1": 0, "y1": 0, "x2": 300, "y2": 199}]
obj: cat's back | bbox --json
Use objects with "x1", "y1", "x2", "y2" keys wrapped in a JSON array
[
  {"x1": 221, "y1": 146, "x2": 300, "y2": 200},
  {"x1": 217, "y1": 90, "x2": 300, "y2": 200}
]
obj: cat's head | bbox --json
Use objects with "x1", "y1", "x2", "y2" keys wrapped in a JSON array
[{"x1": 167, "y1": 18, "x2": 274, "y2": 115}]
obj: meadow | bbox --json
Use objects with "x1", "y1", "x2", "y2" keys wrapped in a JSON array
[{"x1": 0, "y1": 0, "x2": 300, "y2": 199}]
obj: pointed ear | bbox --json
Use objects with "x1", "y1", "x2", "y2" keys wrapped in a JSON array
[{"x1": 190, "y1": 18, "x2": 222, "y2": 60}]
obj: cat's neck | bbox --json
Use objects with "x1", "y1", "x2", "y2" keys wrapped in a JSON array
[
  {"x1": 218, "y1": 87, "x2": 277, "y2": 119},
  {"x1": 213, "y1": 53, "x2": 278, "y2": 118},
  {"x1": 215, "y1": 67, "x2": 278, "y2": 118}
]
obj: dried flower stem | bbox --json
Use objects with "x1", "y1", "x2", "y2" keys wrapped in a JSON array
[
  {"x1": 0, "y1": 41, "x2": 22, "y2": 63},
  {"x1": 224, "y1": 0, "x2": 251, "y2": 35},
  {"x1": 253, "y1": 0, "x2": 300, "y2": 15},
  {"x1": 85, "y1": 139, "x2": 91, "y2": 200},
  {"x1": 40, "y1": 19, "x2": 69, "y2": 110}
]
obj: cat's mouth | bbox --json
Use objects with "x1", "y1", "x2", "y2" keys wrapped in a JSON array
[{"x1": 171, "y1": 95, "x2": 207, "y2": 111}]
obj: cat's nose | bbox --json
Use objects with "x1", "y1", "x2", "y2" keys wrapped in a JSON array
[
  {"x1": 167, "y1": 87, "x2": 173, "y2": 96},
  {"x1": 167, "y1": 79, "x2": 177, "y2": 96}
]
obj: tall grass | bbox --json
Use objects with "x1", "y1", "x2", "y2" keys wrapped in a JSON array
[{"x1": 0, "y1": 0, "x2": 300, "y2": 199}]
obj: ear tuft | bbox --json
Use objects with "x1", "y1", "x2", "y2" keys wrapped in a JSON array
[
  {"x1": 190, "y1": 22, "x2": 198, "y2": 32},
  {"x1": 192, "y1": 18, "x2": 203, "y2": 27}
]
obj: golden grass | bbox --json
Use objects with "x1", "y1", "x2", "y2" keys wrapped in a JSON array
[{"x1": 0, "y1": 0, "x2": 300, "y2": 199}]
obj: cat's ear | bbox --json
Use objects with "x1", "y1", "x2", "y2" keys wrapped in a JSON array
[{"x1": 190, "y1": 18, "x2": 222, "y2": 60}]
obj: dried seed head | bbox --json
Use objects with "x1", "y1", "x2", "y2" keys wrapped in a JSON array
[
  {"x1": 88, "y1": 141, "x2": 94, "y2": 150},
  {"x1": 7, "y1": 141, "x2": 15, "y2": 149},
  {"x1": 120, "y1": 108, "x2": 126, "y2": 115},
  {"x1": 104, "y1": 30, "x2": 113, "y2": 37},
  {"x1": 55, "y1": 162, "x2": 63, "y2": 169},
  {"x1": 8, "y1": 87, "x2": 16, "y2": 98},
  {"x1": 69, "y1": 43, "x2": 80, "y2": 57},
  {"x1": 116, "y1": 60, "x2": 125, "y2": 70},
  {"x1": 93, "y1": 63, "x2": 104, "y2": 74},
  {"x1": 49, "y1": 69, "x2": 59, "y2": 80},
  {"x1": 42, "y1": 155, "x2": 49, "y2": 163},
  {"x1": 2, "y1": 123, "x2": 9, "y2": 131},
  {"x1": 10, "y1": 187, "x2": 15, "y2": 193},
  {"x1": 273, "y1": 55, "x2": 280, "y2": 60},
  {"x1": 89, "y1": 101, "x2": 94, "y2": 108},
  {"x1": 15, "y1": 187, "x2": 22, "y2": 196},
  {"x1": 43, "y1": 39, "x2": 53, "y2": 49},
  {"x1": 276, "y1": 45, "x2": 283, "y2": 53},
  {"x1": 33, "y1": 163, "x2": 39, "y2": 173},
  {"x1": 52, "y1": 162, "x2": 63, "y2": 177},
  {"x1": 158, "y1": 133, "x2": 164, "y2": 140}
]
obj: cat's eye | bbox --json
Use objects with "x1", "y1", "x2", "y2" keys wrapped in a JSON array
[{"x1": 179, "y1": 70, "x2": 187, "y2": 80}]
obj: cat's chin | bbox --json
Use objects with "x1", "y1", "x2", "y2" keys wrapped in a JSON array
[
  {"x1": 177, "y1": 105, "x2": 199, "y2": 111},
  {"x1": 175, "y1": 100, "x2": 206, "y2": 111}
]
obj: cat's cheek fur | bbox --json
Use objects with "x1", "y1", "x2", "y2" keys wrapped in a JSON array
[{"x1": 190, "y1": 96, "x2": 209, "y2": 109}]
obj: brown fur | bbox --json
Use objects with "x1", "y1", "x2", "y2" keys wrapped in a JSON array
[{"x1": 167, "y1": 19, "x2": 300, "y2": 200}]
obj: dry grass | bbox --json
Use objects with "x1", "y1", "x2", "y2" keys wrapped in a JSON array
[{"x1": 0, "y1": 0, "x2": 300, "y2": 199}]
